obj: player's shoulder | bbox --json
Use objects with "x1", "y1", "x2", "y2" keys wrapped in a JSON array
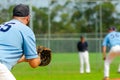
[
  {"x1": 10, "y1": 19, "x2": 33, "y2": 33},
  {"x1": 108, "y1": 31, "x2": 117, "y2": 35},
  {"x1": 105, "y1": 31, "x2": 118, "y2": 39}
]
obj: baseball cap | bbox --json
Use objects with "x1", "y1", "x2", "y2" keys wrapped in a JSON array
[
  {"x1": 108, "y1": 26, "x2": 116, "y2": 31},
  {"x1": 13, "y1": 4, "x2": 29, "y2": 17}
]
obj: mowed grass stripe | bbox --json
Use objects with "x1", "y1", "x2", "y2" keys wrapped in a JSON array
[{"x1": 12, "y1": 53, "x2": 120, "y2": 80}]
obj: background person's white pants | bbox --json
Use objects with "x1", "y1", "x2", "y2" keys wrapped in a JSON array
[
  {"x1": 79, "y1": 51, "x2": 90, "y2": 73},
  {"x1": 118, "y1": 64, "x2": 120, "y2": 72},
  {"x1": 104, "y1": 45, "x2": 120, "y2": 77},
  {"x1": 0, "y1": 63, "x2": 16, "y2": 80}
]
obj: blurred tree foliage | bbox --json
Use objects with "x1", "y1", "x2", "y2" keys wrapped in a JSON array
[
  {"x1": 0, "y1": 1, "x2": 120, "y2": 34},
  {"x1": 32, "y1": 7, "x2": 48, "y2": 34}
]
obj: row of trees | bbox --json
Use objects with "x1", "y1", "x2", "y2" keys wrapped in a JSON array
[{"x1": 0, "y1": 1, "x2": 120, "y2": 34}]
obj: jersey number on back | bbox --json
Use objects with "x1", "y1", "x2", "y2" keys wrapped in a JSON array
[
  {"x1": 110, "y1": 33, "x2": 120, "y2": 39},
  {"x1": 0, "y1": 23, "x2": 15, "y2": 32}
]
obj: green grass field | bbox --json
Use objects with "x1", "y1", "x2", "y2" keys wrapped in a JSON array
[{"x1": 12, "y1": 53, "x2": 120, "y2": 80}]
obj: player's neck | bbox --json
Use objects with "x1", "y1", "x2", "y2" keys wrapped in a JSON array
[{"x1": 13, "y1": 17, "x2": 27, "y2": 25}]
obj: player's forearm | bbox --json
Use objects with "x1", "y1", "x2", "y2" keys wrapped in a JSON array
[
  {"x1": 28, "y1": 57, "x2": 41, "y2": 68},
  {"x1": 17, "y1": 55, "x2": 37, "y2": 63},
  {"x1": 102, "y1": 46, "x2": 106, "y2": 60},
  {"x1": 17, "y1": 55, "x2": 28, "y2": 63},
  {"x1": 17, "y1": 55, "x2": 41, "y2": 67}
]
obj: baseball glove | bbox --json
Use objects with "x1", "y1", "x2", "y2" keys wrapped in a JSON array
[{"x1": 37, "y1": 46, "x2": 51, "y2": 66}]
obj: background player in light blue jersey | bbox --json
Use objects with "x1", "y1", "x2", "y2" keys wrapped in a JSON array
[
  {"x1": 102, "y1": 27, "x2": 120, "y2": 80},
  {"x1": 0, "y1": 4, "x2": 41, "y2": 80}
]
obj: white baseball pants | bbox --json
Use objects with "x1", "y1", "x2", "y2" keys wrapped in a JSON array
[
  {"x1": 104, "y1": 45, "x2": 120, "y2": 77},
  {"x1": 0, "y1": 63, "x2": 16, "y2": 80},
  {"x1": 79, "y1": 51, "x2": 90, "y2": 73},
  {"x1": 118, "y1": 64, "x2": 120, "y2": 72}
]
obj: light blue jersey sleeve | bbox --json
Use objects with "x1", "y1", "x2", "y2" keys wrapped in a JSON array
[
  {"x1": 21, "y1": 27, "x2": 38, "y2": 59},
  {"x1": 102, "y1": 35, "x2": 109, "y2": 47},
  {"x1": 12, "y1": 19, "x2": 38, "y2": 59}
]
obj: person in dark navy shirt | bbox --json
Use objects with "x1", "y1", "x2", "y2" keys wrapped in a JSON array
[{"x1": 77, "y1": 36, "x2": 91, "y2": 73}]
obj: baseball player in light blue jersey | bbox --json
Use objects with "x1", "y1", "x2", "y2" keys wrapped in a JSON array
[
  {"x1": 102, "y1": 27, "x2": 120, "y2": 80},
  {"x1": 0, "y1": 4, "x2": 40, "y2": 80}
]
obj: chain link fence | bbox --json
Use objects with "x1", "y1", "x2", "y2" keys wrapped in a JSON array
[{"x1": 36, "y1": 33, "x2": 107, "y2": 53}]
